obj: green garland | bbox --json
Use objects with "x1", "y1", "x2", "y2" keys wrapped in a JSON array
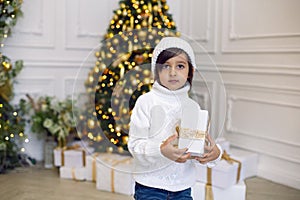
[
  {"x1": 0, "y1": 0, "x2": 23, "y2": 93},
  {"x1": 0, "y1": 0, "x2": 23, "y2": 45},
  {"x1": 0, "y1": 0, "x2": 25, "y2": 173}
]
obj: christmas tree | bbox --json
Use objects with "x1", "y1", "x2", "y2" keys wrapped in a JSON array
[
  {"x1": 78, "y1": 0, "x2": 180, "y2": 152},
  {"x1": 0, "y1": 0, "x2": 27, "y2": 172}
]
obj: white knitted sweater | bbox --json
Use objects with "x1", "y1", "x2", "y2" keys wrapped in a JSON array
[{"x1": 128, "y1": 81, "x2": 221, "y2": 192}]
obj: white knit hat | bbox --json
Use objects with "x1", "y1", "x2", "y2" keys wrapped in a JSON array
[{"x1": 151, "y1": 37, "x2": 196, "y2": 77}]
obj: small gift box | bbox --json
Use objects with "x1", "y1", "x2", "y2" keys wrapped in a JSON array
[
  {"x1": 59, "y1": 166, "x2": 86, "y2": 181},
  {"x1": 192, "y1": 180, "x2": 246, "y2": 200},
  {"x1": 178, "y1": 105, "x2": 209, "y2": 156},
  {"x1": 196, "y1": 159, "x2": 239, "y2": 189},
  {"x1": 53, "y1": 145, "x2": 93, "y2": 167},
  {"x1": 96, "y1": 153, "x2": 135, "y2": 195}
]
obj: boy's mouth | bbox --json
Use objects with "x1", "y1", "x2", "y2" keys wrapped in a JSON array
[{"x1": 168, "y1": 80, "x2": 179, "y2": 83}]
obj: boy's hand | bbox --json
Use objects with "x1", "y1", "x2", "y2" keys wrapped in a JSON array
[
  {"x1": 195, "y1": 134, "x2": 220, "y2": 164},
  {"x1": 160, "y1": 133, "x2": 191, "y2": 163}
]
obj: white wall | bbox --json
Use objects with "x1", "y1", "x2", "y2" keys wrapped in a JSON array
[{"x1": 3, "y1": 0, "x2": 300, "y2": 189}]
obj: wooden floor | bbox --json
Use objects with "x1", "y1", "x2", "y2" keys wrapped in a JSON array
[{"x1": 0, "y1": 165, "x2": 299, "y2": 200}]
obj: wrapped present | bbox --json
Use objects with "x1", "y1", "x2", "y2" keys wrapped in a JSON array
[
  {"x1": 192, "y1": 180, "x2": 246, "y2": 200},
  {"x1": 229, "y1": 148, "x2": 258, "y2": 180},
  {"x1": 96, "y1": 153, "x2": 135, "y2": 195},
  {"x1": 196, "y1": 158, "x2": 239, "y2": 189},
  {"x1": 178, "y1": 104, "x2": 209, "y2": 156},
  {"x1": 53, "y1": 144, "x2": 93, "y2": 167},
  {"x1": 215, "y1": 137, "x2": 230, "y2": 153},
  {"x1": 59, "y1": 166, "x2": 86, "y2": 181}
]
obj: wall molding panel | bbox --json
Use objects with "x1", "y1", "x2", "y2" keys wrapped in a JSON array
[
  {"x1": 64, "y1": 0, "x2": 119, "y2": 50},
  {"x1": 197, "y1": 62, "x2": 300, "y2": 77},
  {"x1": 226, "y1": 95, "x2": 300, "y2": 147},
  {"x1": 5, "y1": 0, "x2": 55, "y2": 49},
  {"x1": 171, "y1": 0, "x2": 217, "y2": 53},
  {"x1": 225, "y1": 82, "x2": 300, "y2": 96},
  {"x1": 222, "y1": 0, "x2": 300, "y2": 53}
]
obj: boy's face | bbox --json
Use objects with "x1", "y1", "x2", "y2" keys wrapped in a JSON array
[{"x1": 158, "y1": 53, "x2": 189, "y2": 91}]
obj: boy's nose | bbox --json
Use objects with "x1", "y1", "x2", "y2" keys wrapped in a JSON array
[{"x1": 169, "y1": 67, "x2": 176, "y2": 76}]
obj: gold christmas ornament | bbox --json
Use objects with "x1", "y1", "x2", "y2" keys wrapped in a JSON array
[
  {"x1": 87, "y1": 119, "x2": 95, "y2": 129},
  {"x1": 138, "y1": 30, "x2": 147, "y2": 40},
  {"x1": 148, "y1": 34, "x2": 153, "y2": 40},
  {"x1": 143, "y1": 69, "x2": 151, "y2": 76},
  {"x1": 106, "y1": 53, "x2": 112, "y2": 58},
  {"x1": 2, "y1": 61, "x2": 11, "y2": 71},
  {"x1": 134, "y1": 54, "x2": 145, "y2": 64},
  {"x1": 141, "y1": 20, "x2": 148, "y2": 27},
  {"x1": 116, "y1": 9, "x2": 122, "y2": 15},
  {"x1": 136, "y1": 24, "x2": 141, "y2": 29},
  {"x1": 120, "y1": 3, "x2": 126, "y2": 9}
]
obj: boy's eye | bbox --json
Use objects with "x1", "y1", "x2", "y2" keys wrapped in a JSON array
[
  {"x1": 162, "y1": 65, "x2": 170, "y2": 69},
  {"x1": 177, "y1": 64, "x2": 185, "y2": 69}
]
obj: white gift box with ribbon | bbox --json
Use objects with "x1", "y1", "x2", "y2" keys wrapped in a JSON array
[
  {"x1": 192, "y1": 180, "x2": 246, "y2": 200},
  {"x1": 96, "y1": 153, "x2": 135, "y2": 195},
  {"x1": 178, "y1": 103, "x2": 208, "y2": 156},
  {"x1": 53, "y1": 146, "x2": 94, "y2": 168},
  {"x1": 196, "y1": 159, "x2": 239, "y2": 189}
]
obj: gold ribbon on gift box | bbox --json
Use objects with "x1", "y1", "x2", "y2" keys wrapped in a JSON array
[
  {"x1": 91, "y1": 153, "x2": 100, "y2": 182},
  {"x1": 56, "y1": 144, "x2": 86, "y2": 167},
  {"x1": 204, "y1": 150, "x2": 242, "y2": 200},
  {"x1": 101, "y1": 156, "x2": 132, "y2": 193},
  {"x1": 205, "y1": 167, "x2": 214, "y2": 200},
  {"x1": 179, "y1": 127, "x2": 206, "y2": 140},
  {"x1": 222, "y1": 150, "x2": 242, "y2": 183},
  {"x1": 110, "y1": 157, "x2": 131, "y2": 193}
]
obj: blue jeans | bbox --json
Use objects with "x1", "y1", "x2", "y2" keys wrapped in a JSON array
[{"x1": 134, "y1": 182, "x2": 193, "y2": 200}]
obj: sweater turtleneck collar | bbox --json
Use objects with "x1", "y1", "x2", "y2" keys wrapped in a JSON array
[{"x1": 151, "y1": 81, "x2": 190, "y2": 99}]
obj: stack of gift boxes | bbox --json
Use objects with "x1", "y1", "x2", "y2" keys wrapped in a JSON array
[
  {"x1": 53, "y1": 142, "x2": 92, "y2": 181},
  {"x1": 53, "y1": 143, "x2": 135, "y2": 195},
  {"x1": 53, "y1": 138, "x2": 258, "y2": 198},
  {"x1": 191, "y1": 138, "x2": 259, "y2": 200}
]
